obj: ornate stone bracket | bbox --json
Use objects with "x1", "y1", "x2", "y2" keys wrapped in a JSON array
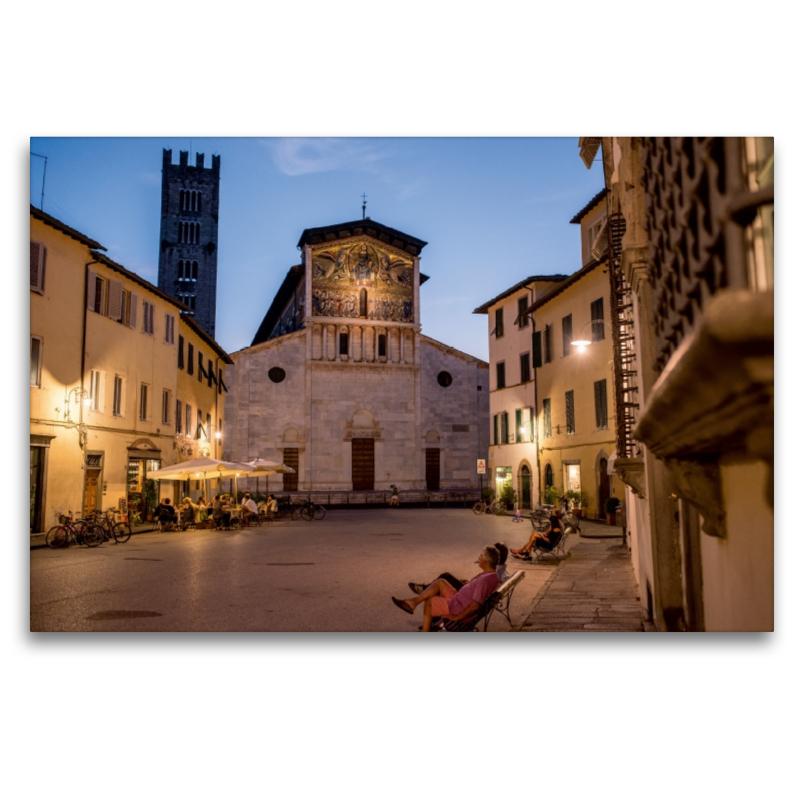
[
  {"x1": 633, "y1": 289, "x2": 773, "y2": 535},
  {"x1": 663, "y1": 458, "x2": 726, "y2": 538},
  {"x1": 614, "y1": 456, "x2": 646, "y2": 499}
]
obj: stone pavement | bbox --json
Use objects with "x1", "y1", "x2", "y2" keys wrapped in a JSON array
[{"x1": 515, "y1": 520, "x2": 647, "y2": 632}]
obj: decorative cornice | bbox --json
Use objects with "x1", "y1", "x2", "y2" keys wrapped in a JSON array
[
  {"x1": 614, "y1": 457, "x2": 646, "y2": 499},
  {"x1": 663, "y1": 458, "x2": 726, "y2": 538}
]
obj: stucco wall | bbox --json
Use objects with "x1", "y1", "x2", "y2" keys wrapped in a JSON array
[{"x1": 701, "y1": 460, "x2": 774, "y2": 631}]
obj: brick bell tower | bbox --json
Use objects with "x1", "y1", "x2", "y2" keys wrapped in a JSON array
[{"x1": 157, "y1": 148, "x2": 221, "y2": 337}]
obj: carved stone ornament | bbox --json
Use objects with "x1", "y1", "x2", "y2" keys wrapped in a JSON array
[
  {"x1": 663, "y1": 458, "x2": 726, "y2": 538},
  {"x1": 614, "y1": 456, "x2": 647, "y2": 499}
]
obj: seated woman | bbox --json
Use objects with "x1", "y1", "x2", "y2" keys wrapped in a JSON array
[
  {"x1": 392, "y1": 545, "x2": 500, "y2": 632},
  {"x1": 408, "y1": 542, "x2": 510, "y2": 594},
  {"x1": 212, "y1": 494, "x2": 231, "y2": 529},
  {"x1": 179, "y1": 497, "x2": 197, "y2": 528},
  {"x1": 511, "y1": 511, "x2": 563, "y2": 560}
]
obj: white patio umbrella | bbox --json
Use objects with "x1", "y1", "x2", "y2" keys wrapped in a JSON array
[
  {"x1": 147, "y1": 457, "x2": 255, "y2": 503},
  {"x1": 241, "y1": 458, "x2": 295, "y2": 497}
]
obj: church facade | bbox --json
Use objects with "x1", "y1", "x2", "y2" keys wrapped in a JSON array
[{"x1": 223, "y1": 219, "x2": 489, "y2": 492}]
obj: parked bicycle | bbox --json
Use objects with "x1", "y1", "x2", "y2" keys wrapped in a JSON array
[
  {"x1": 472, "y1": 499, "x2": 500, "y2": 515},
  {"x1": 291, "y1": 499, "x2": 327, "y2": 521},
  {"x1": 89, "y1": 508, "x2": 132, "y2": 544},
  {"x1": 45, "y1": 511, "x2": 105, "y2": 549}
]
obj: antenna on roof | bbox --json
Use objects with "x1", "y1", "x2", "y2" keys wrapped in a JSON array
[
  {"x1": 31, "y1": 152, "x2": 48, "y2": 210},
  {"x1": 361, "y1": 193, "x2": 367, "y2": 220}
]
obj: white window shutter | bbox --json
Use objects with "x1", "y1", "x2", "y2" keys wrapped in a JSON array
[
  {"x1": 129, "y1": 293, "x2": 138, "y2": 329},
  {"x1": 108, "y1": 280, "x2": 123, "y2": 321},
  {"x1": 87, "y1": 270, "x2": 98, "y2": 311},
  {"x1": 30, "y1": 241, "x2": 45, "y2": 292}
]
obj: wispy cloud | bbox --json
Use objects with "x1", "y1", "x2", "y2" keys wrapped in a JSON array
[{"x1": 263, "y1": 138, "x2": 391, "y2": 177}]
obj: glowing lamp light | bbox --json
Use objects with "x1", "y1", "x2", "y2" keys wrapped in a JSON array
[
  {"x1": 571, "y1": 320, "x2": 603, "y2": 353},
  {"x1": 215, "y1": 431, "x2": 222, "y2": 439}
]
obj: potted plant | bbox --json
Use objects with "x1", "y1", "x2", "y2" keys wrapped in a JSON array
[
  {"x1": 565, "y1": 489, "x2": 588, "y2": 518},
  {"x1": 604, "y1": 496, "x2": 621, "y2": 525},
  {"x1": 542, "y1": 485, "x2": 560, "y2": 507},
  {"x1": 481, "y1": 486, "x2": 495, "y2": 505},
  {"x1": 499, "y1": 484, "x2": 516, "y2": 512}
]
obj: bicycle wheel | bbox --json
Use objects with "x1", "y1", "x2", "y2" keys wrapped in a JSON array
[
  {"x1": 82, "y1": 524, "x2": 105, "y2": 547},
  {"x1": 472, "y1": 502, "x2": 485, "y2": 515},
  {"x1": 291, "y1": 506, "x2": 302, "y2": 521},
  {"x1": 313, "y1": 504, "x2": 326, "y2": 520},
  {"x1": 300, "y1": 506, "x2": 313, "y2": 521},
  {"x1": 112, "y1": 523, "x2": 132, "y2": 543},
  {"x1": 531, "y1": 511, "x2": 550, "y2": 532},
  {"x1": 46, "y1": 525, "x2": 69, "y2": 549}
]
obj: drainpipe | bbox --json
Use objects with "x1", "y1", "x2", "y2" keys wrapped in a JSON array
[
  {"x1": 81, "y1": 260, "x2": 101, "y2": 456},
  {"x1": 526, "y1": 284, "x2": 541, "y2": 506}
]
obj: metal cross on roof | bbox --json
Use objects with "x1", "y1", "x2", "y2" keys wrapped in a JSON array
[{"x1": 361, "y1": 193, "x2": 367, "y2": 220}]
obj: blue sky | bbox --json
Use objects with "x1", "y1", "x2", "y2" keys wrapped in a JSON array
[{"x1": 30, "y1": 137, "x2": 604, "y2": 361}]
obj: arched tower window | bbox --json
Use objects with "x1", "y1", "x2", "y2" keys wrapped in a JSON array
[
  {"x1": 178, "y1": 260, "x2": 184, "y2": 280},
  {"x1": 179, "y1": 190, "x2": 185, "y2": 211},
  {"x1": 197, "y1": 191, "x2": 202, "y2": 212},
  {"x1": 192, "y1": 261, "x2": 198, "y2": 280}
]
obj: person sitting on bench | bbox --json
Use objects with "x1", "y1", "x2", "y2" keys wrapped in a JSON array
[
  {"x1": 392, "y1": 545, "x2": 500, "y2": 632},
  {"x1": 511, "y1": 511, "x2": 563, "y2": 560},
  {"x1": 408, "y1": 542, "x2": 510, "y2": 595}
]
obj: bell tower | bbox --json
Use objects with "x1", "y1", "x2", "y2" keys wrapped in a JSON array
[{"x1": 157, "y1": 148, "x2": 221, "y2": 337}]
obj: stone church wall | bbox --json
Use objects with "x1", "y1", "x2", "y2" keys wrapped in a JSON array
[{"x1": 419, "y1": 337, "x2": 490, "y2": 489}]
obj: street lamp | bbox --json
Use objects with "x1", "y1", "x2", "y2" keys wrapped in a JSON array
[{"x1": 571, "y1": 319, "x2": 605, "y2": 353}]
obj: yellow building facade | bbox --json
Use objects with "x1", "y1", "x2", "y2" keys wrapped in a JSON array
[
  {"x1": 30, "y1": 206, "x2": 231, "y2": 534},
  {"x1": 476, "y1": 190, "x2": 624, "y2": 518}
]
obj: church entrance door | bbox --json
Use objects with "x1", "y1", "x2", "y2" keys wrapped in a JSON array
[
  {"x1": 425, "y1": 448, "x2": 440, "y2": 491},
  {"x1": 352, "y1": 438, "x2": 374, "y2": 491}
]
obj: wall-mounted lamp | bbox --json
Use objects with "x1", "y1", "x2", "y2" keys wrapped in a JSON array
[{"x1": 571, "y1": 319, "x2": 605, "y2": 353}]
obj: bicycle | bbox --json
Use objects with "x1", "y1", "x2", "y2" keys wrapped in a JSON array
[
  {"x1": 46, "y1": 511, "x2": 105, "y2": 549},
  {"x1": 472, "y1": 499, "x2": 500, "y2": 515},
  {"x1": 93, "y1": 508, "x2": 132, "y2": 543},
  {"x1": 531, "y1": 505, "x2": 552, "y2": 532},
  {"x1": 291, "y1": 499, "x2": 327, "y2": 521}
]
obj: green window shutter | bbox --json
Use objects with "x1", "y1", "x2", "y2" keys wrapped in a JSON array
[
  {"x1": 503, "y1": 412, "x2": 509, "y2": 444},
  {"x1": 566, "y1": 390, "x2": 575, "y2": 433},
  {"x1": 530, "y1": 406, "x2": 535, "y2": 441},
  {"x1": 543, "y1": 399, "x2": 551, "y2": 438},
  {"x1": 515, "y1": 409, "x2": 522, "y2": 441},
  {"x1": 532, "y1": 331, "x2": 542, "y2": 368},
  {"x1": 594, "y1": 379, "x2": 608, "y2": 429},
  {"x1": 494, "y1": 414, "x2": 499, "y2": 445}
]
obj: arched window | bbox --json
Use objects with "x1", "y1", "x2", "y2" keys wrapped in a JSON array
[
  {"x1": 179, "y1": 190, "x2": 185, "y2": 211},
  {"x1": 178, "y1": 260, "x2": 184, "y2": 280},
  {"x1": 197, "y1": 191, "x2": 202, "y2": 212},
  {"x1": 545, "y1": 463, "x2": 554, "y2": 488},
  {"x1": 191, "y1": 191, "x2": 196, "y2": 211},
  {"x1": 359, "y1": 289, "x2": 367, "y2": 318},
  {"x1": 192, "y1": 261, "x2": 198, "y2": 280}
]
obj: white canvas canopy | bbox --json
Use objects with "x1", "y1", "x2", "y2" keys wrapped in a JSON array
[{"x1": 147, "y1": 457, "x2": 255, "y2": 502}]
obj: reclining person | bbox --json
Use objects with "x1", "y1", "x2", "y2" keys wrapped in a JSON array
[
  {"x1": 408, "y1": 542, "x2": 510, "y2": 595},
  {"x1": 511, "y1": 510, "x2": 563, "y2": 560},
  {"x1": 392, "y1": 545, "x2": 500, "y2": 632}
]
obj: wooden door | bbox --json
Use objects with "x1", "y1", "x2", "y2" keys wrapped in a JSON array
[
  {"x1": 283, "y1": 448, "x2": 299, "y2": 491},
  {"x1": 352, "y1": 438, "x2": 374, "y2": 491},
  {"x1": 425, "y1": 448, "x2": 440, "y2": 491},
  {"x1": 520, "y1": 465, "x2": 532, "y2": 509},
  {"x1": 83, "y1": 469, "x2": 101, "y2": 518},
  {"x1": 598, "y1": 458, "x2": 609, "y2": 519}
]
